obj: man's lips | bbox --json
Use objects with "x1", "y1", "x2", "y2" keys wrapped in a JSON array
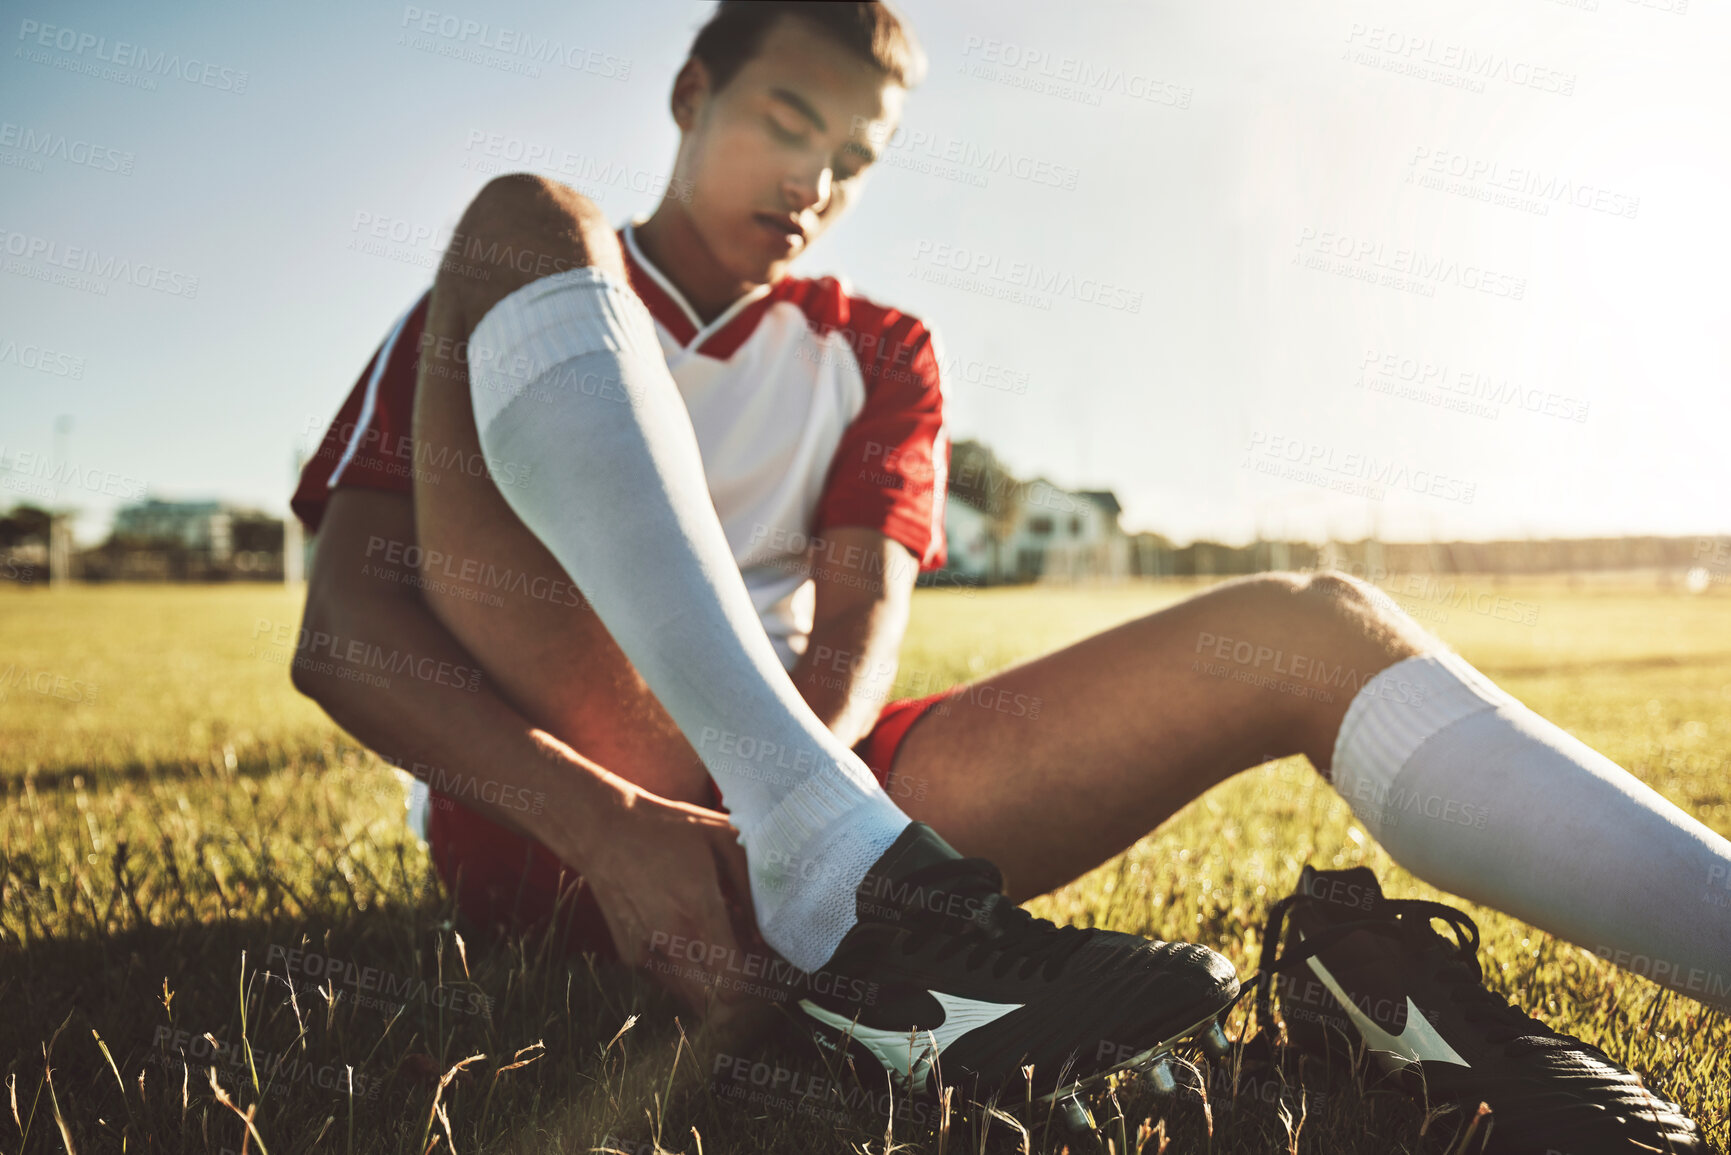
[{"x1": 753, "y1": 213, "x2": 806, "y2": 245}]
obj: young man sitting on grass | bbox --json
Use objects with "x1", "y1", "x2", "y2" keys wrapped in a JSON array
[{"x1": 291, "y1": 3, "x2": 1722, "y2": 1144}]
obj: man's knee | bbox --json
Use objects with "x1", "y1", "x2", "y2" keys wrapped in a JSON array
[
  {"x1": 437, "y1": 173, "x2": 621, "y2": 312},
  {"x1": 1289, "y1": 569, "x2": 1432, "y2": 652},
  {"x1": 1219, "y1": 569, "x2": 1422, "y2": 641},
  {"x1": 1296, "y1": 569, "x2": 1379, "y2": 609},
  {"x1": 1227, "y1": 566, "x2": 1377, "y2": 603}
]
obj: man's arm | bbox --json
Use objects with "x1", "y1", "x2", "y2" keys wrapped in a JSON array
[
  {"x1": 787, "y1": 526, "x2": 919, "y2": 748},
  {"x1": 292, "y1": 487, "x2": 680, "y2": 858},
  {"x1": 294, "y1": 485, "x2": 772, "y2": 1016}
]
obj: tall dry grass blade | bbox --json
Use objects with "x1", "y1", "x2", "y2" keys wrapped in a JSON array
[
  {"x1": 481, "y1": 1041, "x2": 547, "y2": 1128},
  {"x1": 1105, "y1": 1085, "x2": 1128, "y2": 1155},
  {"x1": 436, "y1": 1099, "x2": 457, "y2": 1155},
  {"x1": 419, "y1": 1053, "x2": 486, "y2": 1155},
  {"x1": 601, "y1": 1015, "x2": 639, "y2": 1061},
  {"x1": 237, "y1": 949, "x2": 261, "y2": 1096},
  {"x1": 206, "y1": 1067, "x2": 268, "y2": 1155},
  {"x1": 89, "y1": 1029, "x2": 131, "y2": 1123},
  {"x1": 660, "y1": 1020, "x2": 690, "y2": 1128},
  {"x1": 1446, "y1": 1102, "x2": 1493, "y2": 1155},
  {"x1": 42, "y1": 1061, "x2": 75, "y2": 1155},
  {"x1": 494, "y1": 1041, "x2": 547, "y2": 1077},
  {"x1": 283, "y1": 964, "x2": 307, "y2": 1050},
  {"x1": 43, "y1": 1013, "x2": 77, "y2": 1155},
  {"x1": 981, "y1": 1105, "x2": 1028, "y2": 1155}
]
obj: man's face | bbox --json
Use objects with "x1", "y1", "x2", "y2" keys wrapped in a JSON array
[{"x1": 672, "y1": 16, "x2": 904, "y2": 287}]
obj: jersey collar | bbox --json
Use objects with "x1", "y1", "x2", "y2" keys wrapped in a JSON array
[{"x1": 621, "y1": 220, "x2": 776, "y2": 358}]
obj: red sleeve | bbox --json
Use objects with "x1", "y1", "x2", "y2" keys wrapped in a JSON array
[
  {"x1": 290, "y1": 294, "x2": 430, "y2": 533},
  {"x1": 814, "y1": 307, "x2": 948, "y2": 572}
]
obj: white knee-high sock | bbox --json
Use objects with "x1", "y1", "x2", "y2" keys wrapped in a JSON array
[
  {"x1": 1331, "y1": 650, "x2": 1731, "y2": 1012},
  {"x1": 465, "y1": 267, "x2": 909, "y2": 972}
]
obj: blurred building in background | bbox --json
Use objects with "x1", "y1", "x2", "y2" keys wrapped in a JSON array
[
  {"x1": 0, "y1": 505, "x2": 52, "y2": 585},
  {"x1": 1000, "y1": 482, "x2": 1129, "y2": 582},
  {"x1": 926, "y1": 439, "x2": 1729, "y2": 590},
  {"x1": 940, "y1": 439, "x2": 1130, "y2": 584},
  {"x1": 82, "y1": 498, "x2": 285, "y2": 581},
  {"x1": 0, "y1": 499, "x2": 287, "y2": 584}
]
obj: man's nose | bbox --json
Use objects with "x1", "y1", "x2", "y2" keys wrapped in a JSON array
[{"x1": 783, "y1": 161, "x2": 831, "y2": 215}]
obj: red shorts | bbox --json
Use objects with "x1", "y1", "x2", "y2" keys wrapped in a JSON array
[{"x1": 423, "y1": 689, "x2": 953, "y2": 959}]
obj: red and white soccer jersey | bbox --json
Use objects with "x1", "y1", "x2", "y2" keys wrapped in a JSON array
[{"x1": 292, "y1": 222, "x2": 948, "y2": 669}]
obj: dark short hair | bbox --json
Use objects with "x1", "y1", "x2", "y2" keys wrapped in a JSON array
[{"x1": 688, "y1": 1, "x2": 925, "y2": 92}]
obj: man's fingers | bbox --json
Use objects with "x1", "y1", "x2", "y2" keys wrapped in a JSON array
[
  {"x1": 653, "y1": 796, "x2": 735, "y2": 827},
  {"x1": 706, "y1": 833, "x2": 768, "y2": 967},
  {"x1": 578, "y1": 811, "x2": 768, "y2": 1020},
  {"x1": 665, "y1": 915, "x2": 736, "y2": 1013},
  {"x1": 710, "y1": 829, "x2": 753, "y2": 912},
  {"x1": 694, "y1": 911, "x2": 750, "y2": 1006}
]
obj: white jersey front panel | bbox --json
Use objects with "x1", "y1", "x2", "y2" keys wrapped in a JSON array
[{"x1": 627, "y1": 226, "x2": 869, "y2": 670}]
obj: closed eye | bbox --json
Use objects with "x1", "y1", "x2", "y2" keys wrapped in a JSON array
[
  {"x1": 836, "y1": 141, "x2": 875, "y2": 181},
  {"x1": 766, "y1": 113, "x2": 808, "y2": 146}
]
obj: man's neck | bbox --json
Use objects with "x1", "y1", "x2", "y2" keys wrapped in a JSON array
[{"x1": 633, "y1": 207, "x2": 764, "y2": 325}]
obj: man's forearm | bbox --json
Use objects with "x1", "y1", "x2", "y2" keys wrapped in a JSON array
[
  {"x1": 790, "y1": 601, "x2": 904, "y2": 748},
  {"x1": 790, "y1": 531, "x2": 918, "y2": 749},
  {"x1": 294, "y1": 579, "x2": 629, "y2": 869}
]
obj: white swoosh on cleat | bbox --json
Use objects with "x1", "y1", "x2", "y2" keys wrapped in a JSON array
[
  {"x1": 1303, "y1": 954, "x2": 1470, "y2": 1069},
  {"x1": 800, "y1": 991, "x2": 1024, "y2": 1090}
]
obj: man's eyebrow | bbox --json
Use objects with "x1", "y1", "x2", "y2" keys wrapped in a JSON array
[
  {"x1": 767, "y1": 87, "x2": 881, "y2": 165},
  {"x1": 769, "y1": 87, "x2": 827, "y2": 133}
]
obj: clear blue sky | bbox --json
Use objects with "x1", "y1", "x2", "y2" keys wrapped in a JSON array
[{"x1": 3, "y1": 0, "x2": 1726, "y2": 545}]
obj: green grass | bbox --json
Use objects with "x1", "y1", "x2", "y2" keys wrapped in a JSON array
[{"x1": 2, "y1": 579, "x2": 1728, "y2": 1153}]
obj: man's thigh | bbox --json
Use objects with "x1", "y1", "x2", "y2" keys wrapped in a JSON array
[
  {"x1": 890, "y1": 576, "x2": 1427, "y2": 902},
  {"x1": 407, "y1": 182, "x2": 708, "y2": 801},
  {"x1": 412, "y1": 345, "x2": 705, "y2": 801}
]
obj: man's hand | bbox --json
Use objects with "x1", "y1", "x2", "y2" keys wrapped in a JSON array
[{"x1": 574, "y1": 786, "x2": 770, "y2": 1019}]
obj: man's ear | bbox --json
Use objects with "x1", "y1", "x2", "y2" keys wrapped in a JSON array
[{"x1": 670, "y1": 57, "x2": 712, "y2": 133}]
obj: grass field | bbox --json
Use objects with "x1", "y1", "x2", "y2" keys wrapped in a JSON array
[{"x1": 3, "y1": 578, "x2": 1728, "y2": 1154}]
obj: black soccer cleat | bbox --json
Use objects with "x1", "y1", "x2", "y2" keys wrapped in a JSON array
[
  {"x1": 795, "y1": 822, "x2": 1239, "y2": 1106},
  {"x1": 1252, "y1": 864, "x2": 1713, "y2": 1154}
]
